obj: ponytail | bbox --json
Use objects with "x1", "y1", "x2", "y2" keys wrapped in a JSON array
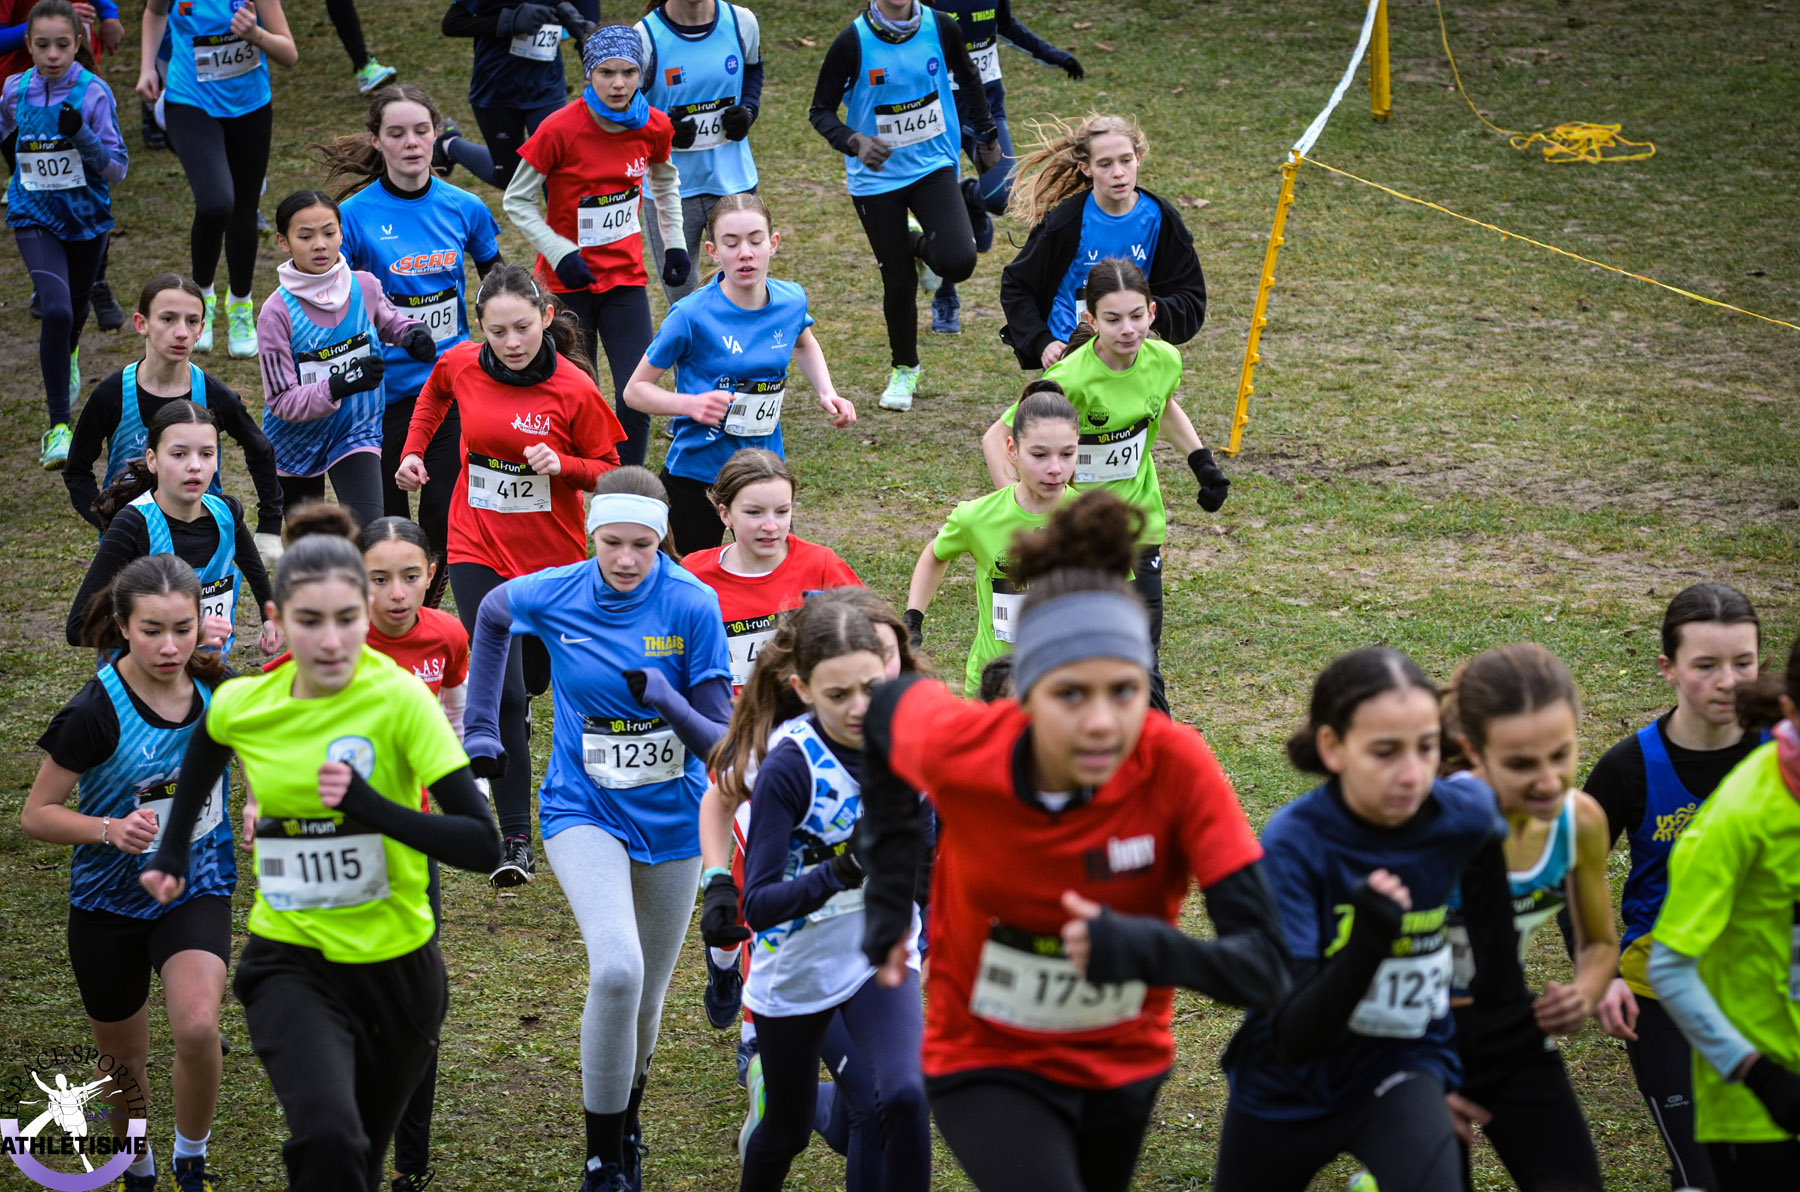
[
  {"x1": 77, "y1": 554, "x2": 226, "y2": 684},
  {"x1": 1007, "y1": 113, "x2": 1148, "y2": 227},
  {"x1": 312, "y1": 84, "x2": 447, "y2": 198}
]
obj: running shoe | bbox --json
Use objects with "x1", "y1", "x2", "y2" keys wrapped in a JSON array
[
  {"x1": 963, "y1": 177, "x2": 994, "y2": 253},
  {"x1": 195, "y1": 294, "x2": 217, "y2": 353},
  {"x1": 879, "y1": 365, "x2": 920, "y2": 412},
  {"x1": 431, "y1": 117, "x2": 460, "y2": 179},
  {"x1": 735, "y1": 1036, "x2": 756, "y2": 1088},
  {"x1": 391, "y1": 1167, "x2": 435, "y2": 1192},
  {"x1": 91, "y1": 279, "x2": 125, "y2": 331},
  {"x1": 620, "y1": 1130, "x2": 648, "y2": 1192},
  {"x1": 930, "y1": 292, "x2": 961, "y2": 335},
  {"x1": 171, "y1": 1155, "x2": 215, "y2": 1192},
  {"x1": 492, "y1": 834, "x2": 535, "y2": 887},
  {"x1": 113, "y1": 1170, "x2": 159, "y2": 1191},
  {"x1": 356, "y1": 58, "x2": 398, "y2": 93},
  {"x1": 29, "y1": 290, "x2": 41, "y2": 319},
  {"x1": 737, "y1": 1052, "x2": 764, "y2": 1161},
  {"x1": 907, "y1": 214, "x2": 943, "y2": 295},
  {"x1": 1347, "y1": 1172, "x2": 1379, "y2": 1192},
  {"x1": 70, "y1": 347, "x2": 80, "y2": 395},
  {"x1": 703, "y1": 945, "x2": 743, "y2": 1030},
  {"x1": 578, "y1": 1162, "x2": 628, "y2": 1192},
  {"x1": 226, "y1": 296, "x2": 257, "y2": 359}
]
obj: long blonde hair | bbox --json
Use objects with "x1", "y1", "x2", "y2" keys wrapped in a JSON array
[{"x1": 1007, "y1": 113, "x2": 1149, "y2": 227}]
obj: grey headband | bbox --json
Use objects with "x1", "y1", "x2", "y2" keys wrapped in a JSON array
[{"x1": 1013, "y1": 590, "x2": 1154, "y2": 696}]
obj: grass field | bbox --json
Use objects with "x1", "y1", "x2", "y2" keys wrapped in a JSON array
[{"x1": 2, "y1": 0, "x2": 1797, "y2": 1187}]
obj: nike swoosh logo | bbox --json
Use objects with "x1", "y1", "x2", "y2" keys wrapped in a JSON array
[{"x1": 560, "y1": 634, "x2": 591, "y2": 644}]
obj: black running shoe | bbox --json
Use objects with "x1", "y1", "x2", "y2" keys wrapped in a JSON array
[
  {"x1": 392, "y1": 1166, "x2": 435, "y2": 1191},
  {"x1": 491, "y1": 834, "x2": 535, "y2": 887},
  {"x1": 703, "y1": 945, "x2": 743, "y2": 1030},
  {"x1": 433, "y1": 118, "x2": 459, "y2": 179},
  {"x1": 91, "y1": 280, "x2": 125, "y2": 331},
  {"x1": 620, "y1": 1131, "x2": 648, "y2": 1192},
  {"x1": 141, "y1": 101, "x2": 166, "y2": 149},
  {"x1": 963, "y1": 177, "x2": 994, "y2": 254}
]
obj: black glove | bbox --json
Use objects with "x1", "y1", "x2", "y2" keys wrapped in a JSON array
[
  {"x1": 327, "y1": 354, "x2": 386, "y2": 401},
  {"x1": 1061, "y1": 56, "x2": 1085, "y2": 81},
  {"x1": 661, "y1": 248, "x2": 691, "y2": 288},
  {"x1": 469, "y1": 750, "x2": 508, "y2": 780},
  {"x1": 973, "y1": 133, "x2": 1003, "y2": 174},
  {"x1": 497, "y1": 2, "x2": 557, "y2": 36},
  {"x1": 721, "y1": 104, "x2": 755, "y2": 141},
  {"x1": 57, "y1": 101, "x2": 82, "y2": 138},
  {"x1": 828, "y1": 847, "x2": 866, "y2": 889},
  {"x1": 555, "y1": 250, "x2": 595, "y2": 290},
  {"x1": 700, "y1": 873, "x2": 751, "y2": 947},
  {"x1": 623, "y1": 668, "x2": 648, "y2": 704},
  {"x1": 1744, "y1": 1056, "x2": 1800, "y2": 1133},
  {"x1": 554, "y1": 0, "x2": 592, "y2": 38},
  {"x1": 400, "y1": 326, "x2": 437, "y2": 363},
  {"x1": 903, "y1": 608, "x2": 924, "y2": 650},
  {"x1": 670, "y1": 116, "x2": 698, "y2": 151},
  {"x1": 1188, "y1": 447, "x2": 1231, "y2": 512}
]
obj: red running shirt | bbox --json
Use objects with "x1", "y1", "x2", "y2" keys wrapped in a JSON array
[
  {"x1": 681, "y1": 536, "x2": 863, "y2": 689},
  {"x1": 517, "y1": 100, "x2": 675, "y2": 294},
  {"x1": 885, "y1": 680, "x2": 1262, "y2": 1089},
  {"x1": 404, "y1": 341, "x2": 624, "y2": 578}
]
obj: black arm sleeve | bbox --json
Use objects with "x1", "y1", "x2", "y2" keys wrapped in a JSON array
[
  {"x1": 1085, "y1": 861, "x2": 1292, "y2": 1011},
  {"x1": 475, "y1": 252, "x2": 505, "y2": 277},
  {"x1": 860, "y1": 674, "x2": 931, "y2": 966},
  {"x1": 64, "y1": 374, "x2": 122, "y2": 530},
  {"x1": 227, "y1": 499, "x2": 274, "y2": 613},
  {"x1": 211, "y1": 384, "x2": 283, "y2": 536},
  {"x1": 741, "y1": 60, "x2": 765, "y2": 110},
  {"x1": 1460, "y1": 837, "x2": 1533, "y2": 1013},
  {"x1": 808, "y1": 25, "x2": 863, "y2": 156},
  {"x1": 932, "y1": 8, "x2": 994, "y2": 134},
  {"x1": 144, "y1": 711, "x2": 232, "y2": 880},
  {"x1": 67, "y1": 513, "x2": 147, "y2": 645},
  {"x1": 1145, "y1": 195, "x2": 1206, "y2": 346},
  {"x1": 441, "y1": 2, "x2": 498, "y2": 37},
  {"x1": 336, "y1": 766, "x2": 503, "y2": 874},
  {"x1": 1582, "y1": 741, "x2": 1640, "y2": 850},
  {"x1": 1269, "y1": 880, "x2": 1405, "y2": 1065},
  {"x1": 998, "y1": 205, "x2": 1077, "y2": 369}
]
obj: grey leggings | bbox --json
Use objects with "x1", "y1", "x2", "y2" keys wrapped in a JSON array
[{"x1": 544, "y1": 825, "x2": 700, "y2": 1113}]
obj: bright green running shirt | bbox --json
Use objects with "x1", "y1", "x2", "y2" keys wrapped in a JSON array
[
  {"x1": 1008, "y1": 337, "x2": 1182, "y2": 547},
  {"x1": 213, "y1": 646, "x2": 468, "y2": 963},
  {"x1": 931, "y1": 483, "x2": 1080, "y2": 695},
  {"x1": 1655, "y1": 742, "x2": 1800, "y2": 1143}
]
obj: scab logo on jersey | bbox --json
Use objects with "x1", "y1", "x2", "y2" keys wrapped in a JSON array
[
  {"x1": 413, "y1": 657, "x2": 446, "y2": 686},
  {"x1": 390, "y1": 250, "x2": 461, "y2": 276},
  {"x1": 664, "y1": 65, "x2": 684, "y2": 86},
  {"x1": 511, "y1": 412, "x2": 552, "y2": 436},
  {"x1": 642, "y1": 635, "x2": 686, "y2": 658},
  {"x1": 867, "y1": 67, "x2": 886, "y2": 86},
  {"x1": 725, "y1": 54, "x2": 740, "y2": 75},
  {"x1": 1083, "y1": 833, "x2": 1156, "y2": 880},
  {"x1": 326, "y1": 736, "x2": 376, "y2": 779}
]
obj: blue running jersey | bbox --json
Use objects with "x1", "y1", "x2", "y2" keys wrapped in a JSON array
[
  {"x1": 132, "y1": 490, "x2": 242, "y2": 653},
  {"x1": 107, "y1": 362, "x2": 218, "y2": 492},
  {"x1": 163, "y1": 0, "x2": 271, "y2": 118},
  {"x1": 6, "y1": 67, "x2": 112, "y2": 240},
  {"x1": 842, "y1": 8, "x2": 961, "y2": 196},
  {"x1": 642, "y1": 3, "x2": 758, "y2": 196},
  {"x1": 262, "y1": 280, "x2": 383, "y2": 477},
  {"x1": 1048, "y1": 192, "x2": 1162, "y2": 342}
]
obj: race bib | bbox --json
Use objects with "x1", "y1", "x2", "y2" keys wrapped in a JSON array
[
  {"x1": 15, "y1": 137, "x2": 84, "y2": 191},
  {"x1": 970, "y1": 38, "x2": 1002, "y2": 84},
  {"x1": 198, "y1": 574, "x2": 235, "y2": 626},
  {"x1": 577, "y1": 188, "x2": 641, "y2": 248},
  {"x1": 466, "y1": 455, "x2": 551, "y2": 514},
  {"x1": 509, "y1": 22, "x2": 561, "y2": 61},
  {"x1": 723, "y1": 379, "x2": 786, "y2": 438},
  {"x1": 193, "y1": 32, "x2": 260, "y2": 83},
  {"x1": 137, "y1": 775, "x2": 227, "y2": 852},
  {"x1": 726, "y1": 612, "x2": 779, "y2": 688},
  {"x1": 256, "y1": 818, "x2": 390, "y2": 912},
  {"x1": 672, "y1": 98, "x2": 732, "y2": 151},
  {"x1": 583, "y1": 715, "x2": 685, "y2": 789},
  {"x1": 396, "y1": 286, "x2": 459, "y2": 345},
  {"x1": 990, "y1": 577, "x2": 1023, "y2": 644},
  {"x1": 970, "y1": 925, "x2": 1146, "y2": 1033},
  {"x1": 875, "y1": 95, "x2": 946, "y2": 149},
  {"x1": 1350, "y1": 945, "x2": 1453, "y2": 1039},
  {"x1": 296, "y1": 333, "x2": 373, "y2": 390},
  {"x1": 1076, "y1": 417, "x2": 1151, "y2": 483},
  {"x1": 808, "y1": 883, "x2": 865, "y2": 924}
]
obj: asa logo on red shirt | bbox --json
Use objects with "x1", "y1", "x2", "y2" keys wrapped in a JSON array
[
  {"x1": 511, "y1": 412, "x2": 552, "y2": 436},
  {"x1": 413, "y1": 657, "x2": 446, "y2": 685}
]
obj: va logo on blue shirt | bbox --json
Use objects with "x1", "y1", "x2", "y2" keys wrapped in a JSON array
[
  {"x1": 721, "y1": 333, "x2": 744, "y2": 354},
  {"x1": 1131, "y1": 244, "x2": 1148, "y2": 262}
]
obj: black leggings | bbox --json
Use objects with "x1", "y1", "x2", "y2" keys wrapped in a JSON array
[
  {"x1": 448, "y1": 562, "x2": 533, "y2": 840},
  {"x1": 1212, "y1": 1070, "x2": 1462, "y2": 1192},
  {"x1": 850, "y1": 166, "x2": 977, "y2": 369},
  {"x1": 557, "y1": 285, "x2": 654, "y2": 467},
  {"x1": 1629, "y1": 996, "x2": 1717, "y2": 1190},
  {"x1": 234, "y1": 935, "x2": 446, "y2": 1192},
  {"x1": 660, "y1": 469, "x2": 724, "y2": 556},
  {"x1": 391, "y1": 863, "x2": 441, "y2": 1178},
  {"x1": 1132, "y1": 545, "x2": 1168, "y2": 714},
  {"x1": 325, "y1": 0, "x2": 370, "y2": 69},
  {"x1": 445, "y1": 102, "x2": 563, "y2": 191},
  {"x1": 740, "y1": 971, "x2": 929, "y2": 1192},
  {"x1": 928, "y1": 1068, "x2": 1164, "y2": 1192},
  {"x1": 1459, "y1": 1043, "x2": 1602, "y2": 1192},
  {"x1": 381, "y1": 395, "x2": 461, "y2": 607},
  {"x1": 1709, "y1": 1139, "x2": 1800, "y2": 1192},
  {"x1": 163, "y1": 102, "x2": 271, "y2": 297},
  {"x1": 16, "y1": 226, "x2": 107, "y2": 424},
  {"x1": 278, "y1": 452, "x2": 385, "y2": 533}
]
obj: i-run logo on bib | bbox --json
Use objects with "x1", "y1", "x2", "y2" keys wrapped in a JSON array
[{"x1": 2, "y1": 1043, "x2": 150, "y2": 1191}]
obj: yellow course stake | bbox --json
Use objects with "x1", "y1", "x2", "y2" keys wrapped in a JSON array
[
  {"x1": 1369, "y1": 0, "x2": 1391, "y2": 121},
  {"x1": 1225, "y1": 157, "x2": 1299, "y2": 458}
]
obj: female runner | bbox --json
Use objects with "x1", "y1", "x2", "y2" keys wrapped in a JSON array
[
  {"x1": 982, "y1": 260, "x2": 1227, "y2": 711},
  {"x1": 998, "y1": 114, "x2": 1206, "y2": 372},
  {"x1": 504, "y1": 23, "x2": 689, "y2": 466},
  {"x1": 323, "y1": 83, "x2": 505, "y2": 601},
  {"x1": 66, "y1": 400, "x2": 277, "y2": 657},
  {"x1": 462, "y1": 467, "x2": 733, "y2": 1192},
  {"x1": 634, "y1": 0, "x2": 763, "y2": 302},
  {"x1": 807, "y1": 0, "x2": 999, "y2": 410},
  {"x1": 1211, "y1": 647, "x2": 1528, "y2": 1192},
  {"x1": 860, "y1": 491, "x2": 1289, "y2": 1192},
  {"x1": 437, "y1": 0, "x2": 593, "y2": 190},
  {"x1": 1649, "y1": 630, "x2": 1800, "y2": 1191},
  {"x1": 907, "y1": 380, "x2": 1077, "y2": 695},
  {"x1": 622, "y1": 192, "x2": 855, "y2": 554},
  {"x1": 136, "y1": 0, "x2": 296, "y2": 358},
  {"x1": 397, "y1": 262, "x2": 626, "y2": 886},
  {"x1": 1582, "y1": 582, "x2": 1764, "y2": 1190},
  {"x1": 1442, "y1": 643, "x2": 1611, "y2": 1191},
  {"x1": 25, "y1": 554, "x2": 233, "y2": 1192},
  {"x1": 65, "y1": 272, "x2": 283, "y2": 559},
  {"x1": 3, "y1": 0, "x2": 127, "y2": 468},
  {"x1": 140, "y1": 529, "x2": 502, "y2": 1192}
]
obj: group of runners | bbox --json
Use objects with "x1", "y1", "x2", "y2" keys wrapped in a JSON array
[{"x1": 8, "y1": 1, "x2": 1798, "y2": 1191}]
